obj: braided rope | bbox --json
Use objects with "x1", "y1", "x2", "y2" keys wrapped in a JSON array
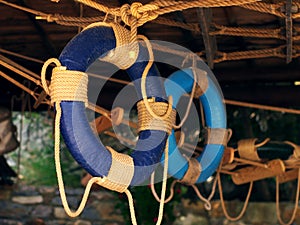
[
  {"x1": 76, "y1": 0, "x2": 261, "y2": 34},
  {"x1": 211, "y1": 24, "x2": 284, "y2": 39},
  {"x1": 137, "y1": 100, "x2": 176, "y2": 134},
  {"x1": 214, "y1": 46, "x2": 286, "y2": 63},
  {"x1": 217, "y1": 168, "x2": 254, "y2": 221},
  {"x1": 240, "y1": 2, "x2": 285, "y2": 18},
  {"x1": 276, "y1": 169, "x2": 300, "y2": 225}
]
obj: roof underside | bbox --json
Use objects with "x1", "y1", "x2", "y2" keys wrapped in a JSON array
[{"x1": 1, "y1": 0, "x2": 300, "y2": 110}]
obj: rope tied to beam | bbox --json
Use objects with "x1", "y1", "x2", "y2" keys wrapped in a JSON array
[{"x1": 120, "y1": 2, "x2": 159, "y2": 27}]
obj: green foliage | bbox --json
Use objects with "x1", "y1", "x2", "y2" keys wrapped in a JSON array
[{"x1": 8, "y1": 112, "x2": 83, "y2": 187}]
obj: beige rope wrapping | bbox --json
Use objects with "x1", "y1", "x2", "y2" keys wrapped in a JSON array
[
  {"x1": 49, "y1": 67, "x2": 88, "y2": 105},
  {"x1": 97, "y1": 146, "x2": 134, "y2": 193},
  {"x1": 205, "y1": 128, "x2": 229, "y2": 146},
  {"x1": 283, "y1": 141, "x2": 300, "y2": 167},
  {"x1": 237, "y1": 138, "x2": 270, "y2": 161},
  {"x1": 86, "y1": 22, "x2": 140, "y2": 70},
  {"x1": 137, "y1": 100, "x2": 176, "y2": 134},
  {"x1": 179, "y1": 158, "x2": 201, "y2": 185}
]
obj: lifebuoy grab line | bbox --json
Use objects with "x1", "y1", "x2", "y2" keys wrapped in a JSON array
[
  {"x1": 41, "y1": 22, "x2": 176, "y2": 193},
  {"x1": 162, "y1": 67, "x2": 228, "y2": 184}
]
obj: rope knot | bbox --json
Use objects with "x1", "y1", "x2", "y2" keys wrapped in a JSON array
[{"x1": 120, "y1": 2, "x2": 159, "y2": 27}]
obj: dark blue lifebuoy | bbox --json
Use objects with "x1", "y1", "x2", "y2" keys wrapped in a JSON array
[
  {"x1": 162, "y1": 68, "x2": 227, "y2": 183},
  {"x1": 57, "y1": 23, "x2": 169, "y2": 185}
]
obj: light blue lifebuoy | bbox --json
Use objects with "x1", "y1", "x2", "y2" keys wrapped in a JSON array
[
  {"x1": 57, "y1": 23, "x2": 171, "y2": 186},
  {"x1": 163, "y1": 67, "x2": 227, "y2": 183}
]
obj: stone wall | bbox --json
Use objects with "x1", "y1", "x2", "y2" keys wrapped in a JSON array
[{"x1": 0, "y1": 184, "x2": 299, "y2": 225}]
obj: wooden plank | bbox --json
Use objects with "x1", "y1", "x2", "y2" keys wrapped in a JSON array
[
  {"x1": 285, "y1": 0, "x2": 293, "y2": 63},
  {"x1": 232, "y1": 159, "x2": 285, "y2": 185},
  {"x1": 277, "y1": 169, "x2": 299, "y2": 183},
  {"x1": 197, "y1": 8, "x2": 217, "y2": 68}
]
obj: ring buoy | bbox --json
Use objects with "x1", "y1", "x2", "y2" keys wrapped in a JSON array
[
  {"x1": 163, "y1": 67, "x2": 227, "y2": 183},
  {"x1": 56, "y1": 22, "x2": 174, "y2": 186}
]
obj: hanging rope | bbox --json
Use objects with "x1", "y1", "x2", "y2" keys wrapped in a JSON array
[
  {"x1": 275, "y1": 168, "x2": 300, "y2": 225},
  {"x1": 217, "y1": 168, "x2": 254, "y2": 221}
]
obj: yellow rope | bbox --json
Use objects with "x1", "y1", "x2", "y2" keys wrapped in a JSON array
[
  {"x1": 172, "y1": 55, "x2": 198, "y2": 130},
  {"x1": 137, "y1": 100, "x2": 176, "y2": 134},
  {"x1": 138, "y1": 34, "x2": 174, "y2": 120},
  {"x1": 217, "y1": 168, "x2": 253, "y2": 221},
  {"x1": 41, "y1": 46, "x2": 172, "y2": 223},
  {"x1": 191, "y1": 175, "x2": 218, "y2": 210},
  {"x1": 41, "y1": 58, "x2": 93, "y2": 217},
  {"x1": 150, "y1": 173, "x2": 178, "y2": 203},
  {"x1": 76, "y1": 0, "x2": 261, "y2": 27},
  {"x1": 124, "y1": 140, "x2": 170, "y2": 225},
  {"x1": 225, "y1": 99, "x2": 300, "y2": 115},
  {"x1": 41, "y1": 58, "x2": 135, "y2": 218}
]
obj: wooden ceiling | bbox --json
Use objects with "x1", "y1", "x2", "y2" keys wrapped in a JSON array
[{"x1": 1, "y1": 0, "x2": 300, "y2": 111}]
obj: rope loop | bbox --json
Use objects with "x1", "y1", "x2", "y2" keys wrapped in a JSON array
[{"x1": 41, "y1": 58, "x2": 61, "y2": 95}]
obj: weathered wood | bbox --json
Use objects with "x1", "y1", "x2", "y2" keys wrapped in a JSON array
[
  {"x1": 197, "y1": 8, "x2": 217, "y2": 68},
  {"x1": 232, "y1": 159, "x2": 285, "y2": 185},
  {"x1": 285, "y1": 0, "x2": 293, "y2": 63},
  {"x1": 277, "y1": 168, "x2": 299, "y2": 183}
]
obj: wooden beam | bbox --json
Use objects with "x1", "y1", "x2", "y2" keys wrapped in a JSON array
[
  {"x1": 17, "y1": 0, "x2": 58, "y2": 57},
  {"x1": 197, "y1": 8, "x2": 217, "y2": 68},
  {"x1": 222, "y1": 84, "x2": 300, "y2": 107},
  {"x1": 285, "y1": 0, "x2": 293, "y2": 63},
  {"x1": 214, "y1": 64, "x2": 300, "y2": 82}
]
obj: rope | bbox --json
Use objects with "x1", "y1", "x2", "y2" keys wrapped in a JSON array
[
  {"x1": 211, "y1": 24, "x2": 284, "y2": 39},
  {"x1": 41, "y1": 58, "x2": 134, "y2": 216},
  {"x1": 137, "y1": 100, "x2": 176, "y2": 134},
  {"x1": 217, "y1": 168, "x2": 253, "y2": 221},
  {"x1": 76, "y1": 0, "x2": 261, "y2": 22},
  {"x1": 125, "y1": 140, "x2": 170, "y2": 225},
  {"x1": 0, "y1": 0, "x2": 49, "y2": 17},
  {"x1": 190, "y1": 175, "x2": 218, "y2": 210},
  {"x1": 138, "y1": 35, "x2": 174, "y2": 120},
  {"x1": 0, "y1": 56, "x2": 41, "y2": 85},
  {"x1": 98, "y1": 22, "x2": 139, "y2": 70},
  {"x1": 173, "y1": 54, "x2": 198, "y2": 130},
  {"x1": 0, "y1": 48, "x2": 44, "y2": 64},
  {"x1": 240, "y1": 2, "x2": 285, "y2": 18},
  {"x1": 213, "y1": 46, "x2": 286, "y2": 63},
  {"x1": 225, "y1": 99, "x2": 300, "y2": 115},
  {"x1": 41, "y1": 52, "x2": 172, "y2": 224},
  {"x1": 241, "y1": 2, "x2": 300, "y2": 19},
  {"x1": 41, "y1": 58, "x2": 92, "y2": 217},
  {"x1": 275, "y1": 168, "x2": 300, "y2": 225},
  {"x1": 150, "y1": 173, "x2": 178, "y2": 204}
]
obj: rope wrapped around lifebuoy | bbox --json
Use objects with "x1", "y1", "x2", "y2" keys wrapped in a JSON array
[
  {"x1": 162, "y1": 67, "x2": 227, "y2": 184},
  {"x1": 48, "y1": 22, "x2": 175, "y2": 188}
]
